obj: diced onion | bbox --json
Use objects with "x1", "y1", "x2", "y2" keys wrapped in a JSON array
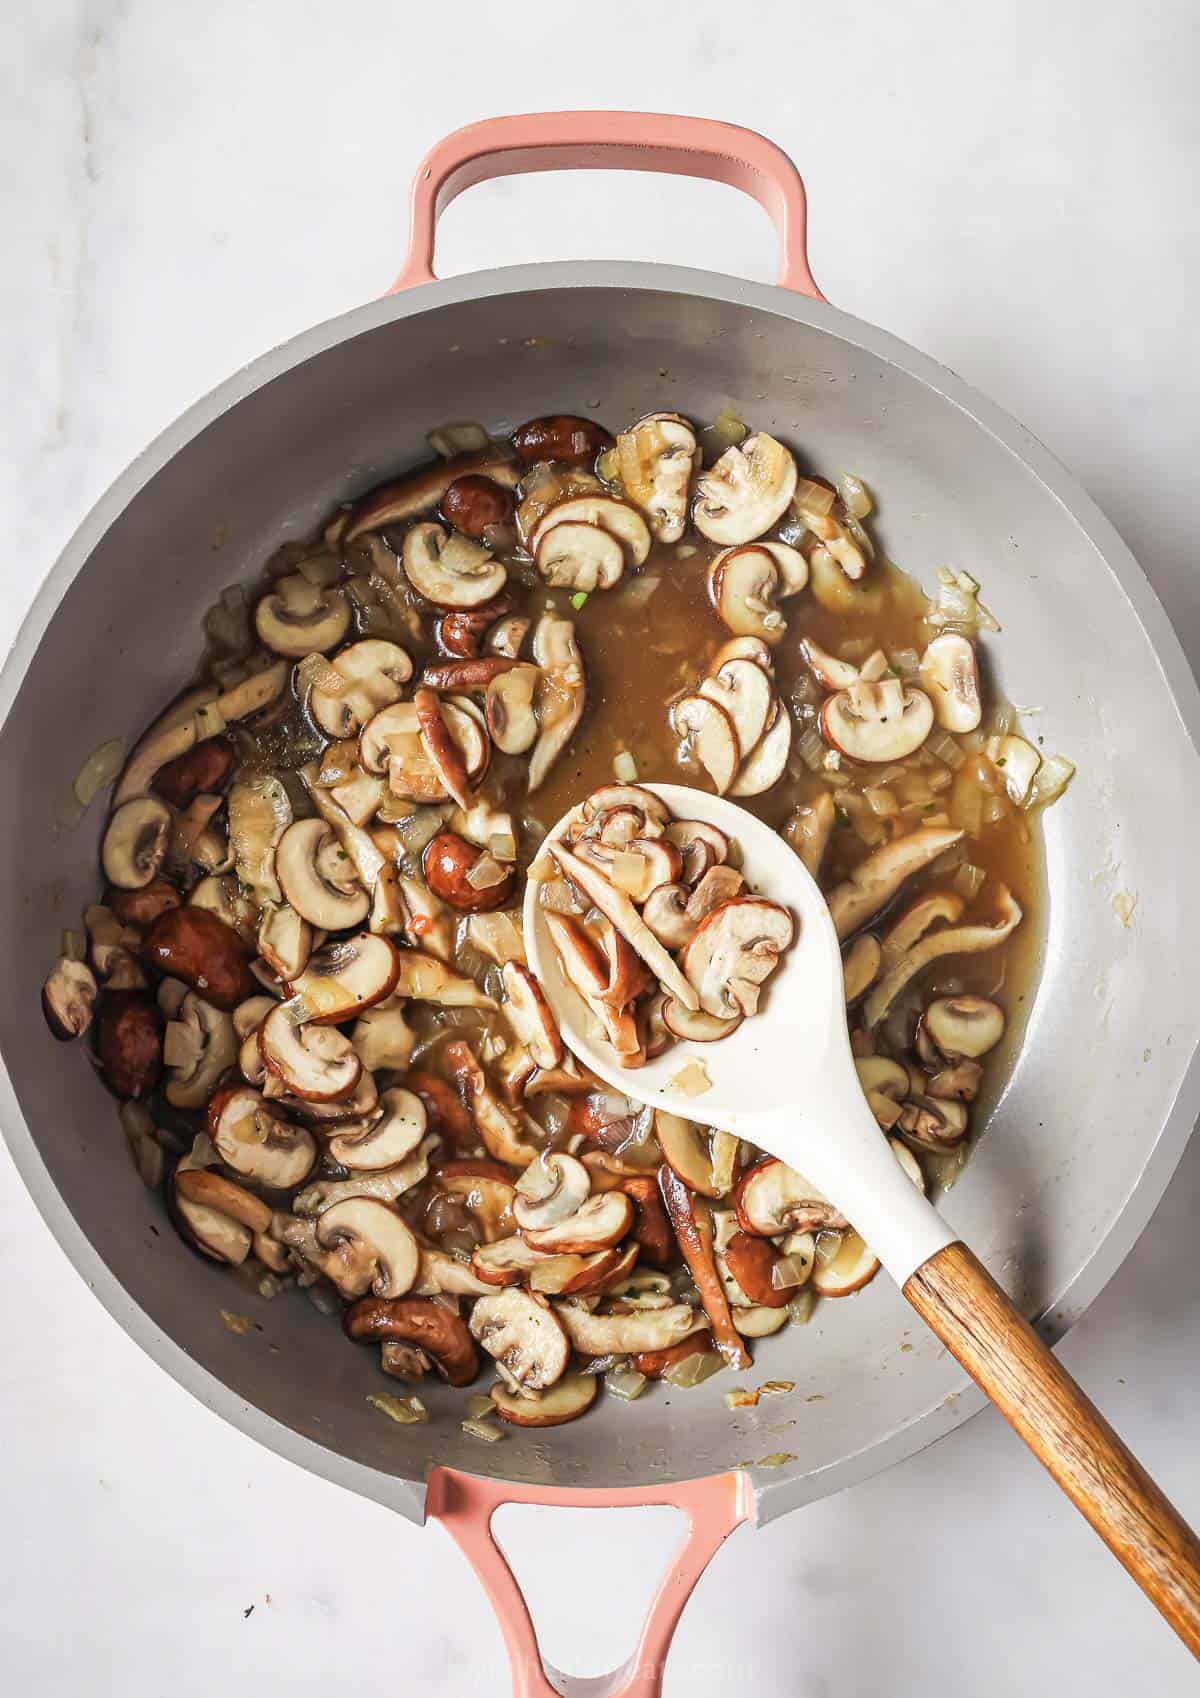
[
  {"x1": 837, "y1": 472, "x2": 873, "y2": 520},
  {"x1": 367, "y1": 1393, "x2": 429, "y2": 1425},
  {"x1": 613, "y1": 750, "x2": 639, "y2": 783},
  {"x1": 864, "y1": 787, "x2": 898, "y2": 817},
  {"x1": 699, "y1": 409, "x2": 747, "y2": 461},
  {"x1": 73, "y1": 739, "x2": 125, "y2": 809},
  {"x1": 953, "y1": 863, "x2": 986, "y2": 902},
  {"x1": 428, "y1": 421, "x2": 489, "y2": 459},
  {"x1": 759, "y1": 1379, "x2": 796, "y2": 1396},
  {"x1": 724, "y1": 1387, "x2": 760, "y2": 1410},
  {"x1": 296, "y1": 652, "x2": 346, "y2": 695},
  {"x1": 988, "y1": 702, "x2": 1015, "y2": 737},
  {"x1": 794, "y1": 476, "x2": 836, "y2": 517},
  {"x1": 538, "y1": 878, "x2": 585, "y2": 915},
  {"x1": 663, "y1": 1349, "x2": 726, "y2": 1389},
  {"x1": 617, "y1": 574, "x2": 663, "y2": 612},
  {"x1": 787, "y1": 1290, "x2": 817, "y2": 1325},
  {"x1": 928, "y1": 730, "x2": 966, "y2": 770},
  {"x1": 770, "y1": 1253, "x2": 811, "y2": 1292},
  {"x1": 120, "y1": 1100, "x2": 155, "y2": 1142},
  {"x1": 813, "y1": 1231, "x2": 843, "y2": 1267},
  {"x1": 465, "y1": 853, "x2": 509, "y2": 891},
  {"x1": 605, "y1": 1367, "x2": 648, "y2": 1401},
  {"x1": 296, "y1": 553, "x2": 343, "y2": 589},
  {"x1": 982, "y1": 793, "x2": 1008, "y2": 825},
  {"x1": 890, "y1": 647, "x2": 921, "y2": 678},
  {"x1": 1026, "y1": 753, "x2": 1076, "y2": 809},
  {"x1": 798, "y1": 727, "x2": 826, "y2": 772},
  {"x1": 466, "y1": 1394, "x2": 494, "y2": 1420},
  {"x1": 668, "y1": 1060, "x2": 712, "y2": 1099},
  {"x1": 611, "y1": 850, "x2": 648, "y2": 892},
  {"x1": 461, "y1": 1415, "x2": 505, "y2": 1442},
  {"x1": 304, "y1": 1282, "x2": 340, "y2": 1315},
  {"x1": 596, "y1": 447, "x2": 620, "y2": 482}
]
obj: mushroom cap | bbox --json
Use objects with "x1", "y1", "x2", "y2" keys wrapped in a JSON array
[
  {"x1": 827, "y1": 826, "x2": 965, "y2": 941},
  {"x1": 315, "y1": 1197, "x2": 421, "y2": 1299},
  {"x1": 707, "y1": 545, "x2": 785, "y2": 644},
  {"x1": 922, "y1": 994, "x2": 1006, "y2": 1059},
  {"x1": 699, "y1": 658, "x2": 774, "y2": 759},
  {"x1": 343, "y1": 1296, "x2": 479, "y2": 1386},
  {"x1": 163, "y1": 991, "x2": 238, "y2": 1109},
  {"x1": 821, "y1": 679, "x2": 935, "y2": 763},
  {"x1": 490, "y1": 1370, "x2": 598, "y2": 1427},
  {"x1": 351, "y1": 998, "x2": 417, "y2": 1073},
  {"x1": 653, "y1": 1110, "x2": 726, "y2": 1197},
  {"x1": 661, "y1": 998, "x2": 742, "y2": 1043},
  {"x1": 535, "y1": 520, "x2": 625, "y2": 591},
  {"x1": 42, "y1": 957, "x2": 99, "y2": 1041},
  {"x1": 207, "y1": 1085, "x2": 317, "y2": 1189},
  {"x1": 468, "y1": 1288, "x2": 570, "y2": 1390},
  {"x1": 276, "y1": 817, "x2": 370, "y2": 930},
  {"x1": 810, "y1": 1230, "x2": 880, "y2": 1297},
  {"x1": 501, "y1": 962, "x2": 563, "y2": 1071},
  {"x1": 287, "y1": 933, "x2": 400, "y2": 1023},
  {"x1": 471, "y1": 1234, "x2": 554, "y2": 1287},
  {"x1": 694, "y1": 432, "x2": 798, "y2": 545},
  {"x1": 555, "y1": 1300, "x2": 701, "y2": 1357},
  {"x1": 254, "y1": 576, "x2": 351, "y2": 658},
  {"x1": 402, "y1": 522, "x2": 508, "y2": 609},
  {"x1": 734, "y1": 1157, "x2": 849, "y2": 1236},
  {"x1": 681, "y1": 896, "x2": 795, "y2": 1019},
  {"x1": 615, "y1": 411, "x2": 700, "y2": 543},
  {"x1": 510, "y1": 1152, "x2": 592, "y2": 1235},
  {"x1": 102, "y1": 797, "x2": 173, "y2": 891},
  {"x1": 728, "y1": 697, "x2": 792, "y2": 797},
  {"x1": 920, "y1": 634, "x2": 982, "y2": 734},
  {"x1": 529, "y1": 494, "x2": 651, "y2": 568},
  {"x1": 258, "y1": 1003, "x2": 362, "y2": 1101},
  {"x1": 307, "y1": 639, "x2": 414, "y2": 739}
]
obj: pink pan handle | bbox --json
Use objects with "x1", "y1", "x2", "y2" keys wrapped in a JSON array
[
  {"x1": 426, "y1": 1466, "x2": 753, "y2": 1698},
  {"x1": 390, "y1": 111, "x2": 823, "y2": 298}
]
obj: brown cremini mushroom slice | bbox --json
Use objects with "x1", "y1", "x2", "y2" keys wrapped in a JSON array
[
  {"x1": 542, "y1": 912, "x2": 642, "y2": 1062},
  {"x1": 163, "y1": 992, "x2": 238, "y2": 1109},
  {"x1": 172, "y1": 1165, "x2": 269, "y2": 1265},
  {"x1": 255, "y1": 575, "x2": 351, "y2": 658},
  {"x1": 256, "y1": 903, "x2": 313, "y2": 983},
  {"x1": 821, "y1": 679, "x2": 935, "y2": 763},
  {"x1": 694, "y1": 432, "x2": 797, "y2": 545},
  {"x1": 707, "y1": 545, "x2": 785, "y2": 644},
  {"x1": 107, "y1": 878, "x2": 181, "y2": 928},
  {"x1": 842, "y1": 934, "x2": 882, "y2": 1004},
  {"x1": 485, "y1": 664, "x2": 540, "y2": 754},
  {"x1": 527, "y1": 615, "x2": 586, "y2": 794},
  {"x1": 621, "y1": 1175, "x2": 674, "y2": 1267},
  {"x1": 880, "y1": 891, "x2": 965, "y2": 962},
  {"x1": 42, "y1": 957, "x2": 99, "y2": 1041},
  {"x1": 615, "y1": 411, "x2": 700, "y2": 543},
  {"x1": 665, "y1": 818, "x2": 729, "y2": 884},
  {"x1": 712, "y1": 635, "x2": 775, "y2": 674},
  {"x1": 827, "y1": 826, "x2": 965, "y2": 940},
  {"x1": 469, "y1": 1288, "x2": 570, "y2": 1391},
  {"x1": 682, "y1": 897, "x2": 795, "y2": 1020},
  {"x1": 287, "y1": 933, "x2": 400, "y2": 1023},
  {"x1": 641, "y1": 884, "x2": 697, "y2": 951},
  {"x1": 102, "y1": 797, "x2": 173, "y2": 890},
  {"x1": 140, "y1": 907, "x2": 256, "y2": 1010},
  {"x1": 661, "y1": 999, "x2": 742, "y2": 1043},
  {"x1": 699, "y1": 658, "x2": 774, "y2": 760},
  {"x1": 441, "y1": 472, "x2": 516, "y2": 540},
  {"x1": 501, "y1": 962, "x2": 563, "y2": 1070},
  {"x1": 722, "y1": 1231, "x2": 793, "y2": 1308},
  {"x1": 361, "y1": 700, "x2": 486, "y2": 803},
  {"x1": 391, "y1": 949, "x2": 495, "y2": 1008},
  {"x1": 343, "y1": 1295, "x2": 479, "y2": 1386},
  {"x1": 555, "y1": 1301, "x2": 701, "y2": 1358},
  {"x1": 472, "y1": 1234, "x2": 554, "y2": 1287},
  {"x1": 435, "y1": 1159, "x2": 517, "y2": 1243},
  {"x1": 529, "y1": 494, "x2": 652, "y2": 569},
  {"x1": 522, "y1": 1190, "x2": 634, "y2": 1254},
  {"x1": 660, "y1": 1166, "x2": 751, "y2": 1368},
  {"x1": 922, "y1": 995, "x2": 1006, "y2": 1059},
  {"x1": 207, "y1": 1085, "x2": 318, "y2": 1188},
  {"x1": 801, "y1": 636, "x2": 860, "y2": 691},
  {"x1": 291, "y1": 1136, "x2": 438, "y2": 1217},
  {"x1": 422, "y1": 829, "x2": 515, "y2": 914},
  {"x1": 275, "y1": 818, "x2": 369, "y2": 931},
  {"x1": 442, "y1": 1038, "x2": 540, "y2": 1169},
  {"x1": 686, "y1": 865, "x2": 746, "y2": 926},
  {"x1": 490, "y1": 1370, "x2": 598, "y2": 1428},
  {"x1": 527, "y1": 1242, "x2": 640, "y2": 1297},
  {"x1": 810, "y1": 1231, "x2": 880, "y2": 1297},
  {"x1": 535, "y1": 520, "x2": 626, "y2": 591},
  {"x1": 402, "y1": 521, "x2": 508, "y2": 609},
  {"x1": 729, "y1": 699, "x2": 792, "y2": 798},
  {"x1": 863, "y1": 886, "x2": 1022, "y2": 1027},
  {"x1": 653, "y1": 1111, "x2": 724, "y2": 1197},
  {"x1": 734, "y1": 1158, "x2": 849, "y2": 1236},
  {"x1": 275, "y1": 1067, "x2": 380, "y2": 1124},
  {"x1": 633, "y1": 1329, "x2": 715, "y2": 1379},
  {"x1": 854, "y1": 1056, "x2": 910, "y2": 1130},
  {"x1": 307, "y1": 639, "x2": 414, "y2": 739},
  {"x1": 896, "y1": 1093, "x2": 970, "y2": 1153},
  {"x1": 413, "y1": 688, "x2": 477, "y2": 810},
  {"x1": 548, "y1": 842, "x2": 699, "y2": 1010},
  {"x1": 327, "y1": 1087, "x2": 427, "y2": 1171},
  {"x1": 314, "y1": 1198, "x2": 421, "y2": 1300},
  {"x1": 113, "y1": 667, "x2": 290, "y2": 809},
  {"x1": 421, "y1": 655, "x2": 523, "y2": 690},
  {"x1": 342, "y1": 446, "x2": 521, "y2": 542},
  {"x1": 580, "y1": 784, "x2": 671, "y2": 830},
  {"x1": 920, "y1": 634, "x2": 982, "y2": 733},
  {"x1": 782, "y1": 792, "x2": 836, "y2": 880},
  {"x1": 486, "y1": 614, "x2": 531, "y2": 659}
]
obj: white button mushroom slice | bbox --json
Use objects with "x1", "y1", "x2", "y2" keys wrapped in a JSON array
[
  {"x1": 472, "y1": 1234, "x2": 555, "y2": 1287},
  {"x1": 653, "y1": 1110, "x2": 725, "y2": 1197},
  {"x1": 821, "y1": 678, "x2": 935, "y2": 764},
  {"x1": 522, "y1": 1190, "x2": 633, "y2": 1255},
  {"x1": 556, "y1": 1300, "x2": 702, "y2": 1358},
  {"x1": 42, "y1": 957, "x2": 99, "y2": 1041},
  {"x1": 401, "y1": 521, "x2": 508, "y2": 610},
  {"x1": 258, "y1": 1003, "x2": 362, "y2": 1101},
  {"x1": 707, "y1": 544, "x2": 787, "y2": 645},
  {"x1": 287, "y1": 933, "x2": 401, "y2": 1023},
  {"x1": 801, "y1": 637, "x2": 861, "y2": 691},
  {"x1": 443, "y1": 1039, "x2": 541, "y2": 1169},
  {"x1": 101, "y1": 797, "x2": 173, "y2": 890},
  {"x1": 313, "y1": 1198, "x2": 420, "y2": 1300},
  {"x1": 328, "y1": 1087, "x2": 427, "y2": 1171},
  {"x1": 728, "y1": 699, "x2": 793, "y2": 798},
  {"x1": 922, "y1": 995, "x2": 1005, "y2": 1059},
  {"x1": 919, "y1": 634, "x2": 982, "y2": 734},
  {"x1": 485, "y1": 664, "x2": 540, "y2": 755},
  {"x1": 896, "y1": 1092, "x2": 970, "y2": 1152},
  {"x1": 350, "y1": 995, "x2": 417, "y2": 1072},
  {"x1": 694, "y1": 432, "x2": 797, "y2": 544},
  {"x1": 641, "y1": 884, "x2": 697, "y2": 951},
  {"x1": 292, "y1": 1136, "x2": 438, "y2": 1217},
  {"x1": 256, "y1": 902, "x2": 313, "y2": 983},
  {"x1": 527, "y1": 616, "x2": 587, "y2": 794},
  {"x1": 761, "y1": 539, "x2": 809, "y2": 596},
  {"x1": 255, "y1": 575, "x2": 351, "y2": 658},
  {"x1": 988, "y1": 734, "x2": 1042, "y2": 804},
  {"x1": 864, "y1": 887, "x2": 1021, "y2": 1029},
  {"x1": 534, "y1": 520, "x2": 625, "y2": 591},
  {"x1": 827, "y1": 826, "x2": 965, "y2": 940},
  {"x1": 842, "y1": 934, "x2": 882, "y2": 1004},
  {"x1": 391, "y1": 949, "x2": 496, "y2": 1008},
  {"x1": 228, "y1": 772, "x2": 293, "y2": 906},
  {"x1": 306, "y1": 639, "x2": 414, "y2": 739},
  {"x1": 615, "y1": 411, "x2": 700, "y2": 543},
  {"x1": 469, "y1": 1289, "x2": 570, "y2": 1391},
  {"x1": 670, "y1": 693, "x2": 740, "y2": 796},
  {"x1": 513, "y1": 1151, "x2": 592, "y2": 1232},
  {"x1": 734, "y1": 1158, "x2": 849, "y2": 1236},
  {"x1": 546, "y1": 843, "x2": 699, "y2": 1011},
  {"x1": 529, "y1": 494, "x2": 652, "y2": 568},
  {"x1": 808, "y1": 548, "x2": 886, "y2": 616},
  {"x1": 681, "y1": 897, "x2": 795, "y2": 1020},
  {"x1": 661, "y1": 999, "x2": 743, "y2": 1043},
  {"x1": 810, "y1": 1231, "x2": 880, "y2": 1297},
  {"x1": 698, "y1": 658, "x2": 774, "y2": 760},
  {"x1": 208, "y1": 1086, "x2": 318, "y2": 1189},
  {"x1": 163, "y1": 993, "x2": 238, "y2": 1109},
  {"x1": 274, "y1": 818, "x2": 369, "y2": 931},
  {"x1": 490, "y1": 1370, "x2": 598, "y2": 1428},
  {"x1": 501, "y1": 961, "x2": 563, "y2": 1071}
]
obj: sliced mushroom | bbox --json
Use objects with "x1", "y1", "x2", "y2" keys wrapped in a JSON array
[
  {"x1": 580, "y1": 784, "x2": 671, "y2": 829},
  {"x1": 255, "y1": 576, "x2": 350, "y2": 657},
  {"x1": 350, "y1": 996, "x2": 416, "y2": 1073},
  {"x1": 402, "y1": 521, "x2": 507, "y2": 609},
  {"x1": 163, "y1": 992, "x2": 238, "y2": 1109},
  {"x1": 527, "y1": 615, "x2": 586, "y2": 794},
  {"x1": 256, "y1": 903, "x2": 313, "y2": 983},
  {"x1": 207, "y1": 1085, "x2": 317, "y2": 1188},
  {"x1": 632, "y1": 1330, "x2": 715, "y2": 1379},
  {"x1": 712, "y1": 635, "x2": 775, "y2": 674},
  {"x1": 707, "y1": 545, "x2": 785, "y2": 644},
  {"x1": 659, "y1": 1166, "x2": 751, "y2": 1368},
  {"x1": 314, "y1": 1198, "x2": 420, "y2": 1299},
  {"x1": 896, "y1": 1093, "x2": 970, "y2": 1152},
  {"x1": 842, "y1": 934, "x2": 882, "y2": 1003},
  {"x1": 522, "y1": 1191, "x2": 633, "y2": 1254},
  {"x1": 920, "y1": 634, "x2": 982, "y2": 734},
  {"x1": 361, "y1": 700, "x2": 484, "y2": 803},
  {"x1": 274, "y1": 818, "x2": 367, "y2": 931},
  {"x1": 140, "y1": 907, "x2": 256, "y2": 1010},
  {"x1": 641, "y1": 884, "x2": 697, "y2": 951},
  {"x1": 729, "y1": 700, "x2": 792, "y2": 797},
  {"x1": 391, "y1": 950, "x2": 495, "y2": 1008},
  {"x1": 615, "y1": 412, "x2": 699, "y2": 542},
  {"x1": 42, "y1": 957, "x2": 99, "y2": 1041},
  {"x1": 699, "y1": 658, "x2": 774, "y2": 759},
  {"x1": 422, "y1": 655, "x2": 523, "y2": 690},
  {"x1": 324, "y1": 1088, "x2": 426, "y2": 1172},
  {"x1": 548, "y1": 842, "x2": 698, "y2": 1010},
  {"x1": 490, "y1": 1370, "x2": 598, "y2": 1427},
  {"x1": 721, "y1": 1231, "x2": 792, "y2": 1309},
  {"x1": 661, "y1": 999, "x2": 742, "y2": 1043},
  {"x1": 291, "y1": 1136, "x2": 437, "y2": 1217},
  {"x1": 734, "y1": 1158, "x2": 849, "y2": 1236},
  {"x1": 783, "y1": 793, "x2": 836, "y2": 880},
  {"x1": 811, "y1": 1231, "x2": 880, "y2": 1297},
  {"x1": 529, "y1": 494, "x2": 652, "y2": 568},
  {"x1": 228, "y1": 772, "x2": 292, "y2": 905},
  {"x1": 694, "y1": 432, "x2": 797, "y2": 545},
  {"x1": 682, "y1": 897, "x2": 794, "y2": 1019},
  {"x1": 652, "y1": 1112, "x2": 720, "y2": 1197},
  {"x1": 485, "y1": 664, "x2": 540, "y2": 754},
  {"x1": 500, "y1": 962, "x2": 563, "y2": 1070},
  {"x1": 556, "y1": 1301, "x2": 701, "y2": 1358},
  {"x1": 102, "y1": 797, "x2": 172, "y2": 890},
  {"x1": 927, "y1": 1058, "x2": 984, "y2": 1101},
  {"x1": 344, "y1": 1295, "x2": 478, "y2": 1386},
  {"x1": 880, "y1": 891, "x2": 965, "y2": 961},
  {"x1": 107, "y1": 878, "x2": 181, "y2": 928},
  {"x1": 989, "y1": 734, "x2": 1042, "y2": 804},
  {"x1": 827, "y1": 826, "x2": 965, "y2": 940},
  {"x1": 686, "y1": 865, "x2": 746, "y2": 928},
  {"x1": 821, "y1": 679, "x2": 935, "y2": 763},
  {"x1": 434, "y1": 1159, "x2": 517, "y2": 1243},
  {"x1": 189, "y1": 874, "x2": 259, "y2": 945},
  {"x1": 277, "y1": 1068, "x2": 380, "y2": 1125},
  {"x1": 172, "y1": 1166, "x2": 259, "y2": 1265},
  {"x1": 664, "y1": 818, "x2": 729, "y2": 885},
  {"x1": 287, "y1": 933, "x2": 400, "y2": 1023},
  {"x1": 922, "y1": 994, "x2": 1005, "y2": 1060},
  {"x1": 84, "y1": 903, "x2": 142, "y2": 983},
  {"x1": 342, "y1": 446, "x2": 521, "y2": 541},
  {"x1": 855, "y1": 1056, "x2": 910, "y2": 1130},
  {"x1": 864, "y1": 887, "x2": 1022, "y2": 1027},
  {"x1": 801, "y1": 637, "x2": 860, "y2": 691},
  {"x1": 535, "y1": 520, "x2": 625, "y2": 591},
  {"x1": 307, "y1": 639, "x2": 414, "y2": 739},
  {"x1": 469, "y1": 1289, "x2": 569, "y2": 1390},
  {"x1": 472, "y1": 1235, "x2": 553, "y2": 1286},
  {"x1": 442, "y1": 1039, "x2": 540, "y2": 1169}
]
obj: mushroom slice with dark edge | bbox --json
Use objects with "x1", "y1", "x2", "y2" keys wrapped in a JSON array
[
  {"x1": 615, "y1": 411, "x2": 700, "y2": 543},
  {"x1": 880, "y1": 891, "x2": 964, "y2": 961},
  {"x1": 173, "y1": 1165, "x2": 271, "y2": 1265},
  {"x1": 529, "y1": 495, "x2": 652, "y2": 568},
  {"x1": 414, "y1": 687, "x2": 476, "y2": 809},
  {"x1": 254, "y1": 576, "x2": 351, "y2": 658},
  {"x1": 659, "y1": 1166, "x2": 752, "y2": 1369},
  {"x1": 694, "y1": 432, "x2": 797, "y2": 545},
  {"x1": 442, "y1": 1038, "x2": 540, "y2": 1169},
  {"x1": 421, "y1": 655, "x2": 523, "y2": 690},
  {"x1": 920, "y1": 634, "x2": 982, "y2": 733},
  {"x1": 548, "y1": 842, "x2": 699, "y2": 1010},
  {"x1": 827, "y1": 826, "x2": 964, "y2": 940},
  {"x1": 163, "y1": 992, "x2": 238, "y2": 1109},
  {"x1": 579, "y1": 784, "x2": 671, "y2": 830},
  {"x1": 621, "y1": 1175, "x2": 674, "y2": 1267},
  {"x1": 207, "y1": 1085, "x2": 317, "y2": 1188},
  {"x1": 402, "y1": 522, "x2": 508, "y2": 609},
  {"x1": 528, "y1": 1243, "x2": 638, "y2": 1297},
  {"x1": 863, "y1": 887, "x2": 1022, "y2": 1027},
  {"x1": 469, "y1": 1289, "x2": 570, "y2": 1391},
  {"x1": 633, "y1": 1330, "x2": 715, "y2": 1379},
  {"x1": 712, "y1": 635, "x2": 775, "y2": 675},
  {"x1": 113, "y1": 665, "x2": 289, "y2": 809},
  {"x1": 682, "y1": 897, "x2": 795, "y2": 1020},
  {"x1": 842, "y1": 934, "x2": 882, "y2": 1004},
  {"x1": 801, "y1": 637, "x2": 860, "y2": 691},
  {"x1": 922, "y1": 995, "x2": 1006, "y2": 1059},
  {"x1": 594, "y1": 838, "x2": 681, "y2": 904},
  {"x1": 707, "y1": 545, "x2": 785, "y2": 645},
  {"x1": 522, "y1": 1190, "x2": 633, "y2": 1254},
  {"x1": 653, "y1": 1111, "x2": 725, "y2": 1197},
  {"x1": 729, "y1": 701, "x2": 792, "y2": 798},
  {"x1": 662, "y1": 999, "x2": 742, "y2": 1043},
  {"x1": 535, "y1": 521, "x2": 625, "y2": 591},
  {"x1": 258, "y1": 1003, "x2": 361, "y2": 1101},
  {"x1": 313, "y1": 1197, "x2": 421, "y2": 1299},
  {"x1": 343, "y1": 1296, "x2": 479, "y2": 1386},
  {"x1": 734, "y1": 1158, "x2": 849, "y2": 1236},
  {"x1": 555, "y1": 1301, "x2": 701, "y2": 1358},
  {"x1": 390, "y1": 950, "x2": 496, "y2": 1008},
  {"x1": 290, "y1": 1137, "x2": 437, "y2": 1218},
  {"x1": 484, "y1": 664, "x2": 540, "y2": 754},
  {"x1": 669, "y1": 693, "x2": 740, "y2": 797},
  {"x1": 490, "y1": 1371, "x2": 598, "y2": 1428},
  {"x1": 542, "y1": 913, "x2": 641, "y2": 1061},
  {"x1": 306, "y1": 639, "x2": 414, "y2": 739},
  {"x1": 257, "y1": 903, "x2": 312, "y2": 982},
  {"x1": 102, "y1": 797, "x2": 172, "y2": 890},
  {"x1": 699, "y1": 658, "x2": 774, "y2": 760},
  {"x1": 593, "y1": 917, "x2": 649, "y2": 1007},
  {"x1": 435, "y1": 1160, "x2": 517, "y2": 1243},
  {"x1": 341, "y1": 446, "x2": 521, "y2": 542},
  {"x1": 721, "y1": 1232, "x2": 792, "y2": 1308},
  {"x1": 855, "y1": 1057, "x2": 910, "y2": 1130},
  {"x1": 783, "y1": 793, "x2": 836, "y2": 880},
  {"x1": 287, "y1": 933, "x2": 400, "y2": 1023},
  {"x1": 810, "y1": 1232, "x2": 880, "y2": 1297},
  {"x1": 527, "y1": 615, "x2": 586, "y2": 794},
  {"x1": 42, "y1": 958, "x2": 98, "y2": 1040},
  {"x1": 641, "y1": 884, "x2": 697, "y2": 951},
  {"x1": 821, "y1": 678, "x2": 935, "y2": 763},
  {"x1": 501, "y1": 961, "x2": 563, "y2": 1070},
  {"x1": 472, "y1": 1235, "x2": 554, "y2": 1287},
  {"x1": 275, "y1": 818, "x2": 369, "y2": 930}
]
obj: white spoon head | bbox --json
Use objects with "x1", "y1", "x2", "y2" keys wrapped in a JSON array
[{"x1": 523, "y1": 781, "x2": 847, "y2": 1136}]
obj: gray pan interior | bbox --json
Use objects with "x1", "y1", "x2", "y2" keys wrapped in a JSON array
[{"x1": 2, "y1": 264, "x2": 1198, "y2": 1527}]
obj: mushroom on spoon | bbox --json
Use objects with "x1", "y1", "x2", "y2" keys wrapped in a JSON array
[{"x1": 524, "y1": 782, "x2": 1200, "y2": 1630}]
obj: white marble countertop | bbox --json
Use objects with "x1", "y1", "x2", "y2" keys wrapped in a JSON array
[{"x1": 3, "y1": 1, "x2": 1198, "y2": 1691}]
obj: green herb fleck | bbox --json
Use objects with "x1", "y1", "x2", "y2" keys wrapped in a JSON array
[{"x1": 570, "y1": 592, "x2": 589, "y2": 611}]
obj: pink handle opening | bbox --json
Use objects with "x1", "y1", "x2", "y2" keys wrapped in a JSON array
[
  {"x1": 426, "y1": 1467, "x2": 753, "y2": 1698},
  {"x1": 390, "y1": 111, "x2": 823, "y2": 299}
]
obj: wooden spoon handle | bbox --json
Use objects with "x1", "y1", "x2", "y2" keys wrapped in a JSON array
[{"x1": 905, "y1": 1241, "x2": 1200, "y2": 1657}]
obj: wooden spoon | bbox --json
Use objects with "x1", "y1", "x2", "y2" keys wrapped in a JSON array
[{"x1": 524, "y1": 780, "x2": 1200, "y2": 1655}]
